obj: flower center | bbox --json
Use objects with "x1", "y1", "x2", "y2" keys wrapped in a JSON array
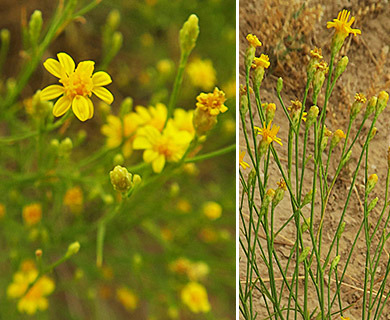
[{"x1": 61, "y1": 70, "x2": 93, "y2": 99}]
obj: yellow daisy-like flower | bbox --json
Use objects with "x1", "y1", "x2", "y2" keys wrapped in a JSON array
[
  {"x1": 133, "y1": 124, "x2": 193, "y2": 173},
  {"x1": 251, "y1": 54, "x2": 270, "y2": 69},
  {"x1": 202, "y1": 201, "x2": 222, "y2": 220},
  {"x1": 131, "y1": 103, "x2": 167, "y2": 132},
  {"x1": 7, "y1": 261, "x2": 55, "y2": 315},
  {"x1": 327, "y1": 9, "x2": 361, "y2": 38},
  {"x1": 246, "y1": 34, "x2": 262, "y2": 48},
  {"x1": 22, "y1": 203, "x2": 42, "y2": 226},
  {"x1": 116, "y1": 287, "x2": 138, "y2": 312},
  {"x1": 196, "y1": 87, "x2": 228, "y2": 116},
  {"x1": 40, "y1": 52, "x2": 114, "y2": 122},
  {"x1": 170, "y1": 108, "x2": 195, "y2": 136},
  {"x1": 181, "y1": 282, "x2": 211, "y2": 313},
  {"x1": 101, "y1": 113, "x2": 139, "y2": 157},
  {"x1": 239, "y1": 150, "x2": 250, "y2": 170},
  {"x1": 255, "y1": 121, "x2": 283, "y2": 146},
  {"x1": 187, "y1": 58, "x2": 217, "y2": 91},
  {"x1": 355, "y1": 92, "x2": 367, "y2": 103}
]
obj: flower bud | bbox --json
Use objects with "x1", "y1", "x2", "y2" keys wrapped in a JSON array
[
  {"x1": 376, "y1": 90, "x2": 389, "y2": 115},
  {"x1": 302, "y1": 190, "x2": 313, "y2": 207},
  {"x1": 179, "y1": 14, "x2": 199, "y2": 55},
  {"x1": 301, "y1": 217, "x2": 311, "y2": 233},
  {"x1": 240, "y1": 95, "x2": 248, "y2": 117},
  {"x1": 264, "y1": 103, "x2": 276, "y2": 124},
  {"x1": 35, "y1": 249, "x2": 42, "y2": 258},
  {"x1": 247, "y1": 168, "x2": 256, "y2": 188},
  {"x1": 366, "y1": 174, "x2": 378, "y2": 195},
  {"x1": 29, "y1": 10, "x2": 43, "y2": 46},
  {"x1": 340, "y1": 149, "x2": 352, "y2": 168},
  {"x1": 113, "y1": 153, "x2": 125, "y2": 166},
  {"x1": 307, "y1": 48, "x2": 323, "y2": 80},
  {"x1": 313, "y1": 61, "x2": 328, "y2": 101},
  {"x1": 110, "y1": 165, "x2": 133, "y2": 192},
  {"x1": 193, "y1": 108, "x2": 218, "y2": 136},
  {"x1": 245, "y1": 34, "x2": 262, "y2": 70},
  {"x1": 330, "y1": 255, "x2": 340, "y2": 270},
  {"x1": 260, "y1": 189, "x2": 275, "y2": 216},
  {"x1": 334, "y1": 56, "x2": 349, "y2": 79},
  {"x1": 132, "y1": 174, "x2": 142, "y2": 185},
  {"x1": 369, "y1": 127, "x2": 377, "y2": 142},
  {"x1": 367, "y1": 197, "x2": 378, "y2": 213},
  {"x1": 365, "y1": 96, "x2": 377, "y2": 117},
  {"x1": 330, "y1": 129, "x2": 346, "y2": 149},
  {"x1": 337, "y1": 222, "x2": 346, "y2": 239},
  {"x1": 66, "y1": 241, "x2": 80, "y2": 257},
  {"x1": 107, "y1": 9, "x2": 120, "y2": 30},
  {"x1": 320, "y1": 127, "x2": 332, "y2": 153},
  {"x1": 59, "y1": 137, "x2": 73, "y2": 157},
  {"x1": 306, "y1": 105, "x2": 319, "y2": 128},
  {"x1": 276, "y1": 77, "x2": 283, "y2": 94},
  {"x1": 112, "y1": 31, "x2": 123, "y2": 55},
  {"x1": 298, "y1": 247, "x2": 310, "y2": 263},
  {"x1": 273, "y1": 179, "x2": 287, "y2": 207}
]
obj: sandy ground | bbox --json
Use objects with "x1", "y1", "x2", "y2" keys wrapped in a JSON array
[{"x1": 239, "y1": 0, "x2": 390, "y2": 318}]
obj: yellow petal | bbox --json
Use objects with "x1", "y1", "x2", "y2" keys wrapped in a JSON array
[
  {"x1": 43, "y1": 58, "x2": 63, "y2": 78},
  {"x1": 85, "y1": 97, "x2": 94, "y2": 119},
  {"x1": 92, "y1": 71, "x2": 112, "y2": 86},
  {"x1": 53, "y1": 96, "x2": 72, "y2": 117},
  {"x1": 40, "y1": 85, "x2": 64, "y2": 101},
  {"x1": 143, "y1": 149, "x2": 159, "y2": 163},
  {"x1": 133, "y1": 136, "x2": 152, "y2": 149},
  {"x1": 92, "y1": 86, "x2": 114, "y2": 104},
  {"x1": 57, "y1": 52, "x2": 75, "y2": 76},
  {"x1": 72, "y1": 95, "x2": 90, "y2": 121},
  {"x1": 152, "y1": 155, "x2": 165, "y2": 173},
  {"x1": 76, "y1": 61, "x2": 95, "y2": 77}
]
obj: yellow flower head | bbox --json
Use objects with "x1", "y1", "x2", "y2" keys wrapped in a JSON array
[
  {"x1": 334, "y1": 129, "x2": 346, "y2": 139},
  {"x1": 196, "y1": 87, "x2": 228, "y2": 116},
  {"x1": 169, "y1": 108, "x2": 195, "y2": 136},
  {"x1": 310, "y1": 47, "x2": 323, "y2": 60},
  {"x1": 170, "y1": 257, "x2": 192, "y2": 275},
  {"x1": 181, "y1": 282, "x2": 211, "y2": 313},
  {"x1": 315, "y1": 61, "x2": 329, "y2": 73},
  {"x1": 355, "y1": 92, "x2": 367, "y2": 103},
  {"x1": 327, "y1": 10, "x2": 361, "y2": 38},
  {"x1": 41, "y1": 52, "x2": 114, "y2": 121},
  {"x1": 116, "y1": 287, "x2": 138, "y2": 312},
  {"x1": 255, "y1": 121, "x2": 283, "y2": 146},
  {"x1": 187, "y1": 58, "x2": 217, "y2": 91},
  {"x1": 63, "y1": 186, "x2": 83, "y2": 214},
  {"x1": 239, "y1": 150, "x2": 250, "y2": 170},
  {"x1": 7, "y1": 261, "x2": 55, "y2": 315},
  {"x1": 277, "y1": 179, "x2": 287, "y2": 191},
  {"x1": 288, "y1": 100, "x2": 307, "y2": 122},
  {"x1": 131, "y1": 103, "x2": 167, "y2": 132},
  {"x1": 133, "y1": 124, "x2": 193, "y2": 173},
  {"x1": 239, "y1": 85, "x2": 253, "y2": 96},
  {"x1": 202, "y1": 201, "x2": 222, "y2": 220},
  {"x1": 251, "y1": 54, "x2": 270, "y2": 69},
  {"x1": 22, "y1": 203, "x2": 42, "y2": 226},
  {"x1": 246, "y1": 34, "x2": 262, "y2": 48}
]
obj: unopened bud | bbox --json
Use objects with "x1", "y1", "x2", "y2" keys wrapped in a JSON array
[
  {"x1": 193, "y1": 108, "x2": 217, "y2": 136},
  {"x1": 35, "y1": 249, "x2": 42, "y2": 257},
  {"x1": 264, "y1": 103, "x2": 276, "y2": 124},
  {"x1": 66, "y1": 241, "x2": 80, "y2": 257},
  {"x1": 107, "y1": 9, "x2": 120, "y2": 30},
  {"x1": 330, "y1": 129, "x2": 346, "y2": 149},
  {"x1": 29, "y1": 10, "x2": 43, "y2": 46},
  {"x1": 298, "y1": 247, "x2": 310, "y2": 263},
  {"x1": 301, "y1": 217, "x2": 311, "y2": 233},
  {"x1": 112, "y1": 31, "x2": 123, "y2": 55},
  {"x1": 110, "y1": 165, "x2": 132, "y2": 192},
  {"x1": 179, "y1": 14, "x2": 199, "y2": 55},
  {"x1": 132, "y1": 174, "x2": 142, "y2": 185},
  {"x1": 306, "y1": 105, "x2": 319, "y2": 128},
  {"x1": 340, "y1": 150, "x2": 352, "y2": 168},
  {"x1": 113, "y1": 153, "x2": 125, "y2": 166},
  {"x1": 367, "y1": 197, "x2": 378, "y2": 213},
  {"x1": 276, "y1": 77, "x2": 283, "y2": 95},
  {"x1": 351, "y1": 93, "x2": 366, "y2": 120},
  {"x1": 337, "y1": 222, "x2": 346, "y2": 239},
  {"x1": 120, "y1": 97, "x2": 133, "y2": 116},
  {"x1": 365, "y1": 96, "x2": 377, "y2": 117},
  {"x1": 376, "y1": 91, "x2": 389, "y2": 115},
  {"x1": 273, "y1": 179, "x2": 287, "y2": 207},
  {"x1": 247, "y1": 168, "x2": 256, "y2": 188},
  {"x1": 334, "y1": 56, "x2": 349, "y2": 79},
  {"x1": 260, "y1": 189, "x2": 274, "y2": 216},
  {"x1": 330, "y1": 255, "x2": 340, "y2": 270},
  {"x1": 369, "y1": 127, "x2": 377, "y2": 142},
  {"x1": 302, "y1": 190, "x2": 313, "y2": 207}
]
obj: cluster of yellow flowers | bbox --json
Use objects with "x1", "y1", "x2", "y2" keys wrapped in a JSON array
[{"x1": 7, "y1": 260, "x2": 55, "y2": 315}]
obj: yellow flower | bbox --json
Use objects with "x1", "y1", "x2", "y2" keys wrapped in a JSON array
[
  {"x1": 7, "y1": 261, "x2": 55, "y2": 315},
  {"x1": 132, "y1": 103, "x2": 167, "y2": 132},
  {"x1": 101, "y1": 113, "x2": 139, "y2": 157},
  {"x1": 327, "y1": 9, "x2": 361, "y2": 38},
  {"x1": 41, "y1": 52, "x2": 113, "y2": 121},
  {"x1": 176, "y1": 199, "x2": 192, "y2": 213},
  {"x1": 202, "y1": 201, "x2": 222, "y2": 220},
  {"x1": 133, "y1": 124, "x2": 193, "y2": 173},
  {"x1": 0, "y1": 203, "x2": 5, "y2": 219},
  {"x1": 170, "y1": 108, "x2": 195, "y2": 136},
  {"x1": 246, "y1": 34, "x2": 262, "y2": 47},
  {"x1": 195, "y1": 87, "x2": 228, "y2": 116},
  {"x1": 187, "y1": 59, "x2": 216, "y2": 91},
  {"x1": 251, "y1": 54, "x2": 270, "y2": 69},
  {"x1": 116, "y1": 287, "x2": 138, "y2": 312},
  {"x1": 170, "y1": 257, "x2": 192, "y2": 275},
  {"x1": 310, "y1": 47, "x2": 323, "y2": 59},
  {"x1": 181, "y1": 282, "x2": 211, "y2": 313},
  {"x1": 341, "y1": 317, "x2": 350, "y2": 320},
  {"x1": 64, "y1": 186, "x2": 83, "y2": 214},
  {"x1": 22, "y1": 203, "x2": 42, "y2": 226},
  {"x1": 355, "y1": 93, "x2": 367, "y2": 103},
  {"x1": 239, "y1": 150, "x2": 250, "y2": 170},
  {"x1": 255, "y1": 121, "x2": 283, "y2": 146}
]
